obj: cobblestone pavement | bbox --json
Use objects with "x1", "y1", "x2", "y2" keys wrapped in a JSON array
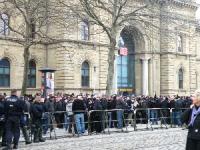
[{"x1": 15, "y1": 128, "x2": 187, "y2": 150}]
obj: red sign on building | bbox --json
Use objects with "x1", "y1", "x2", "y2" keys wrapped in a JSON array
[{"x1": 119, "y1": 47, "x2": 128, "y2": 56}]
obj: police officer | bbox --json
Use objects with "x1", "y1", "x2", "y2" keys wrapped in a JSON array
[
  {"x1": 0, "y1": 94, "x2": 6, "y2": 147},
  {"x1": 20, "y1": 95, "x2": 31, "y2": 145},
  {"x1": 3, "y1": 89, "x2": 25, "y2": 150},
  {"x1": 30, "y1": 95, "x2": 45, "y2": 143}
]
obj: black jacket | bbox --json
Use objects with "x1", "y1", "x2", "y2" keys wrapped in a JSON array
[
  {"x1": 31, "y1": 102, "x2": 45, "y2": 121},
  {"x1": 54, "y1": 101, "x2": 65, "y2": 112},
  {"x1": 181, "y1": 108, "x2": 200, "y2": 140},
  {"x1": 44, "y1": 99, "x2": 55, "y2": 112},
  {"x1": 72, "y1": 99, "x2": 86, "y2": 114},
  {"x1": 0, "y1": 101, "x2": 4, "y2": 116},
  {"x1": 0, "y1": 100, "x2": 5, "y2": 122},
  {"x1": 4, "y1": 95, "x2": 25, "y2": 117}
]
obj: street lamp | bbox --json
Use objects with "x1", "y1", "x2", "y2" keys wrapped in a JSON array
[{"x1": 39, "y1": 67, "x2": 56, "y2": 98}]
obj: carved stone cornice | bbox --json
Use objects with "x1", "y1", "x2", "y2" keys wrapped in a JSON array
[
  {"x1": 129, "y1": 51, "x2": 197, "y2": 57},
  {"x1": 158, "y1": 0, "x2": 198, "y2": 9}
]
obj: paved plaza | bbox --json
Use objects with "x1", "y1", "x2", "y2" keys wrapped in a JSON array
[{"x1": 15, "y1": 127, "x2": 187, "y2": 150}]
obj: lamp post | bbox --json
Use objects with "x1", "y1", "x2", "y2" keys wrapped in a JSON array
[{"x1": 39, "y1": 68, "x2": 56, "y2": 98}]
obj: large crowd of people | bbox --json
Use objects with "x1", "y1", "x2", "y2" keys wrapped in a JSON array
[{"x1": 0, "y1": 90, "x2": 192, "y2": 149}]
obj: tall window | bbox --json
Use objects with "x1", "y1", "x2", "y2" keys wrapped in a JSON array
[
  {"x1": 117, "y1": 56, "x2": 134, "y2": 88},
  {"x1": 80, "y1": 20, "x2": 89, "y2": 40},
  {"x1": 81, "y1": 61, "x2": 89, "y2": 87},
  {"x1": 117, "y1": 28, "x2": 135, "y2": 92},
  {"x1": 177, "y1": 35, "x2": 183, "y2": 52},
  {"x1": 0, "y1": 13, "x2": 9, "y2": 35},
  {"x1": 178, "y1": 68, "x2": 183, "y2": 89},
  {"x1": 27, "y1": 60, "x2": 36, "y2": 88},
  {"x1": 0, "y1": 58, "x2": 10, "y2": 87}
]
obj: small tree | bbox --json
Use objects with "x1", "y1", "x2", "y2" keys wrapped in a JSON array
[{"x1": 0, "y1": 0, "x2": 75, "y2": 95}]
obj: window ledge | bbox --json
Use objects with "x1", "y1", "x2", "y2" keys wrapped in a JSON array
[
  {"x1": 81, "y1": 87, "x2": 91, "y2": 89},
  {"x1": 178, "y1": 89, "x2": 186, "y2": 92}
]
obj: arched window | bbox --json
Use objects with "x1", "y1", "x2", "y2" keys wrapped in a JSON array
[
  {"x1": 178, "y1": 68, "x2": 183, "y2": 89},
  {"x1": 81, "y1": 61, "x2": 89, "y2": 87},
  {"x1": 0, "y1": 58, "x2": 10, "y2": 87},
  {"x1": 27, "y1": 60, "x2": 36, "y2": 88},
  {"x1": 117, "y1": 28, "x2": 135, "y2": 92},
  {"x1": 177, "y1": 35, "x2": 183, "y2": 52},
  {"x1": 80, "y1": 19, "x2": 89, "y2": 40},
  {"x1": 0, "y1": 13, "x2": 9, "y2": 35}
]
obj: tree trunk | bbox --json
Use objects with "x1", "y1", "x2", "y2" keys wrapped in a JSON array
[
  {"x1": 106, "y1": 38, "x2": 116, "y2": 96},
  {"x1": 21, "y1": 46, "x2": 30, "y2": 96}
]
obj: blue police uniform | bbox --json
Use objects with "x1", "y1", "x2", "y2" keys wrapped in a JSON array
[
  {"x1": 0, "y1": 99, "x2": 6, "y2": 146},
  {"x1": 4, "y1": 95, "x2": 25, "y2": 149},
  {"x1": 31, "y1": 101, "x2": 46, "y2": 143}
]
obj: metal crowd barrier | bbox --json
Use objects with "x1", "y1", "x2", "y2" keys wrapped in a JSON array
[
  {"x1": 170, "y1": 108, "x2": 189, "y2": 128},
  {"x1": 21, "y1": 108, "x2": 190, "y2": 141}
]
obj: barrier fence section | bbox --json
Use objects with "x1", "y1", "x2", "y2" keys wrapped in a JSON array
[{"x1": 21, "y1": 108, "x2": 189, "y2": 140}]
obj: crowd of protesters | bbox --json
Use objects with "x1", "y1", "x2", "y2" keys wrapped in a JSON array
[{"x1": 0, "y1": 90, "x2": 192, "y2": 149}]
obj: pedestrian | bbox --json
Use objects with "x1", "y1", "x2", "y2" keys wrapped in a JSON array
[
  {"x1": 54, "y1": 95, "x2": 65, "y2": 128},
  {"x1": 72, "y1": 95, "x2": 86, "y2": 135},
  {"x1": 181, "y1": 89, "x2": 200, "y2": 150},
  {"x1": 3, "y1": 89, "x2": 25, "y2": 150},
  {"x1": 0, "y1": 94, "x2": 6, "y2": 147},
  {"x1": 91, "y1": 96, "x2": 103, "y2": 133},
  {"x1": 30, "y1": 95, "x2": 46, "y2": 143},
  {"x1": 116, "y1": 96, "x2": 127, "y2": 129},
  {"x1": 65, "y1": 97, "x2": 74, "y2": 133}
]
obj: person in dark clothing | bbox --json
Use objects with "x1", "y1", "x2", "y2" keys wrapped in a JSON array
[
  {"x1": 183, "y1": 97, "x2": 192, "y2": 108},
  {"x1": 30, "y1": 96, "x2": 46, "y2": 143},
  {"x1": 43, "y1": 97, "x2": 55, "y2": 134},
  {"x1": 19, "y1": 96, "x2": 31, "y2": 145},
  {"x1": 0, "y1": 95, "x2": 6, "y2": 147},
  {"x1": 100, "y1": 96, "x2": 107, "y2": 130},
  {"x1": 149, "y1": 98, "x2": 158, "y2": 125},
  {"x1": 116, "y1": 96, "x2": 127, "y2": 129},
  {"x1": 54, "y1": 96, "x2": 65, "y2": 128},
  {"x1": 139, "y1": 98, "x2": 149, "y2": 124},
  {"x1": 72, "y1": 95, "x2": 86, "y2": 135},
  {"x1": 18, "y1": 95, "x2": 31, "y2": 145},
  {"x1": 169, "y1": 97, "x2": 176, "y2": 126},
  {"x1": 160, "y1": 97, "x2": 170, "y2": 124},
  {"x1": 111, "y1": 95, "x2": 117, "y2": 127},
  {"x1": 107, "y1": 97, "x2": 114, "y2": 128},
  {"x1": 90, "y1": 97, "x2": 103, "y2": 133},
  {"x1": 173, "y1": 98, "x2": 184, "y2": 126},
  {"x1": 181, "y1": 90, "x2": 200, "y2": 150},
  {"x1": 3, "y1": 90, "x2": 25, "y2": 150}
]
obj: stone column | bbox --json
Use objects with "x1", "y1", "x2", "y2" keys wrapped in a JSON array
[{"x1": 141, "y1": 57, "x2": 150, "y2": 96}]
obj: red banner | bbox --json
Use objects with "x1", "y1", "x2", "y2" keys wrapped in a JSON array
[{"x1": 119, "y1": 47, "x2": 128, "y2": 56}]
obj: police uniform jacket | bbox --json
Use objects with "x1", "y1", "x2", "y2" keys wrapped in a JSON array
[
  {"x1": 31, "y1": 102, "x2": 45, "y2": 121},
  {"x1": 181, "y1": 108, "x2": 200, "y2": 140},
  {"x1": 0, "y1": 100, "x2": 5, "y2": 122},
  {"x1": 4, "y1": 95, "x2": 25, "y2": 117}
]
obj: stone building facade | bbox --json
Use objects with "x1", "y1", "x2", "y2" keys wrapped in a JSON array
[{"x1": 0, "y1": 0, "x2": 199, "y2": 96}]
